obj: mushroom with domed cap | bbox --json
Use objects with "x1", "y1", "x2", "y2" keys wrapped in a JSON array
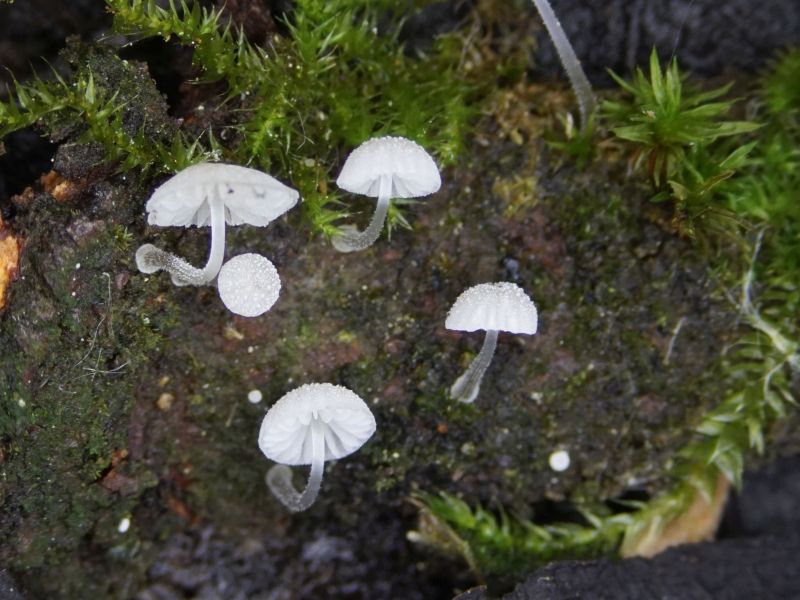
[
  {"x1": 217, "y1": 253, "x2": 281, "y2": 317},
  {"x1": 445, "y1": 282, "x2": 538, "y2": 403},
  {"x1": 135, "y1": 162, "x2": 298, "y2": 286},
  {"x1": 333, "y1": 136, "x2": 441, "y2": 252},
  {"x1": 259, "y1": 383, "x2": 376, "y2": 512}
]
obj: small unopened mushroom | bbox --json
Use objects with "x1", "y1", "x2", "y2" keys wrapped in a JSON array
[
  {"x1": 333, "y1": 136, "x2": 441, "y2": 253},
  {"x1": 446, "y1": 282, "x2": 538, "y2": 403},
  {"x1": 135, "y1": 162, "x2": 298, "y2": 286},
  {"x1": 217, "y1": 253, "x2": 281, "y2": 317},
  {"x1": 259, "y1": 383, "x2": 376, "y2": 512},
  {"x1": 548, "y1": 449, "x2": 570, "y2": 472}
]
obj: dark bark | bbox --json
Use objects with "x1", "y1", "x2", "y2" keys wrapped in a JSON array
[
  {"x1": 458, "y1": 535, "x2": 800, "y2": 600},
  {"x1": 530, "y1": 0, "x2": 800, "y2": 83}
]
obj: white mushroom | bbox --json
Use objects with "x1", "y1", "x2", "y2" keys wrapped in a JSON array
[
  {"x1": 217, "y1": 253, "x2": 281, "y2": 317},
  {"x1": 135, "y1": 162, "x2": 298, "y2": 286},
  {"x1": 259, "y1": 383, "x2": 376, "y2": 512},
  {"x1": 333, "y1": 136, "x2": 441, "y2": 253},
  {"x1": 548, "y1": 449, "x2": 570, "y2": 472},
  {"x1": 445, "y1": 282, "x2": 538, "y2": 403},
  {"x1": 117, "y1": 517, "x2": 131, "y2": 534}
]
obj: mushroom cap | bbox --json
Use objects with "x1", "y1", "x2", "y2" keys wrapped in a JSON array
[
  {"x1": 145, "y1": 162, "x2": 299, "y2": 227},
  {"x1": 217, "y1": 253, "x2": 281, "y2": 317},
  {"x1": 258, "y1": 383, "x2": 376, "y2": 466},
  {"x1": 445, "y1": 282, "x2": 538, "y2": 334},
  {"x1": 336, "y1": 136, "x2": 441, "y2": 199}
]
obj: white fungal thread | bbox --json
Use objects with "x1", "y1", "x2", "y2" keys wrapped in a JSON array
[
  {"x1": 530, "y1": 0, "x2": 596, "y2": 131},
  {"x1": 663, "y1": 316, "x2": 687, "y2": 365}
]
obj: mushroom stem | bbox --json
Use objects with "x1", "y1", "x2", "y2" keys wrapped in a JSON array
[
  {"x1": 266, "y1": 419, "x2": 325, "y2": 512},
  {"x1": 201, "y1": 190, "x2": 227, "y2": 283},
  {"x1": 134, "y1": 192, "x2": 227, "y2": 286},
  {"x1": 450, "y1": 329, "x2": 499, "y2": 404},
  {"x1": 332, "y1": 176, "x2": 392, "y2": 253},
  {"x1": 530, "y1": 0, "x2": 596, "y2": 132},
  {"x1": 135, "y1": 243, "x2": 207, "y2": 285}
]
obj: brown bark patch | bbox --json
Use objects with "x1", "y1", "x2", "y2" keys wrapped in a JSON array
[
  {"x1": 0, "y1": 215, "x2": 22, "y2": 311},
  {"x1": 40, "y1": 170, "x2": 87, "y2": 204}
]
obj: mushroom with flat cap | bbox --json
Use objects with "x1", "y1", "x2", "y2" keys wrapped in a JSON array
[
  {"x1": 333, "y1": 136, "x2": 441, "y2": 253},
  {"x1": 217, "y1": 253, "x2": 281, "y2": 317},
  {"x1": 135, "y1": 162, "x2": 298, "y2": 286},
  {"x1": 446, "y1": 282, "x2": 538, "y2": 403},
  {"x1": 259, "y1": 383, "x2": 376, "y2": 512}
]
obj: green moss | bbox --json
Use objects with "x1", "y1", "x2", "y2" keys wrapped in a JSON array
[
  {"x1": 1, "y1": 0, "x2": 477, "y2": 239},
  {"x1": 412, "y1": 492, "x2": 630, "y2": 586},
  {"x1": 604, "y1": 48, "x2": 760, "y2": 185},
  {"x1": 0, "y1": 154, "x2": 181, "y2": 593},
  {"x1": 724, "y1": 51, "x2": 800, "y2": 275},
  {"x1": 103, "y1": 0, "x2": 477, "y2": 238},
  {"x1": 763, "y1": 49, "x2": 800, "y2": 117},
  {"x1": 546, "y1": 113, "x2": 597, "y2": 167},
  {"x1": 601, "y1": 49, "x2": 761, "y2": 237},
  {"x1": 0, "y1": 40, "x2": 217, "y2": 175}
]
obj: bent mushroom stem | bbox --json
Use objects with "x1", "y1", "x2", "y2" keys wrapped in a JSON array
[
  {"x1": 450, "y1": 329, "x2": 499, "y2": 404},
  {"x1": 333, "y1": 176, "x2": 392, "y2": 253},
  {"x1": 135, "y1": 243, "x2": 207, "y2": 286},
  {"x1": 266, "y1": 419, "x2": 326, "y2": 512},
  {"x1": 135, "y1": 192, "x2": 227, "y2": 286}
]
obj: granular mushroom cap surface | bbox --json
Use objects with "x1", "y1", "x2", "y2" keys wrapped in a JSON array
[
  {"x1": 446, "y1": 282, "x2": 538, "y2": 334},
  {"x1": 258, "y1": 383, "x2": 376, "y2": 466},
  {"x1": 146, "y1": 162, "x2": 299, "y2": 227},
  {"x1": 336, "y1": 136, "x2": 441, "y2": 198},
  {"x1": 217, "y1": 253, "x2": 281, "y2": 317}
]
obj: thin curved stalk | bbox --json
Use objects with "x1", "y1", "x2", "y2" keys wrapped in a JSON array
[
  {"x1": 135, "y1": 243, "x2": 206, "y2": 285},
  {"x1": 450, "y1": 329, "x2": 499, "y2": 404},
  {"x1": 530, "y1": 0, "x2": 596, "y2": 131},
  {"x1": 333, "y1": 176, "x2": 392, "y2": 252},
  {"x1": 266, "y1": 419, "x2": 326, "y2": 512},
  {"x1": 134, "y1": 191, "x2": 227, "y2": 286}
]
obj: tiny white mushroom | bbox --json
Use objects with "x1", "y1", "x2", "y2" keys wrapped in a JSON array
[
  {"x1": 446, "y1": 282, "x2": 538, "y2": 403},
  {"x1": 548, "y1": 449, "x2": 570, "y2": 472},
  {"x1": 247, "y1": 389, "x2": 263, "y2": 404},
  {"x1": 333, "y1": 136, "x2": 441, "y2": 253},
  {"x1": 117, "y1": 517, "x2": 131, "y2": 533},
  {"x1": 217, "y1": 253, "x2": 281, "y2": 317},
  {"x1": 135, "y1": 162, "x2": 298, "y2": 286},
  {"x1": 259, "y1": 383, "x2": 376, "y2": 512}
]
